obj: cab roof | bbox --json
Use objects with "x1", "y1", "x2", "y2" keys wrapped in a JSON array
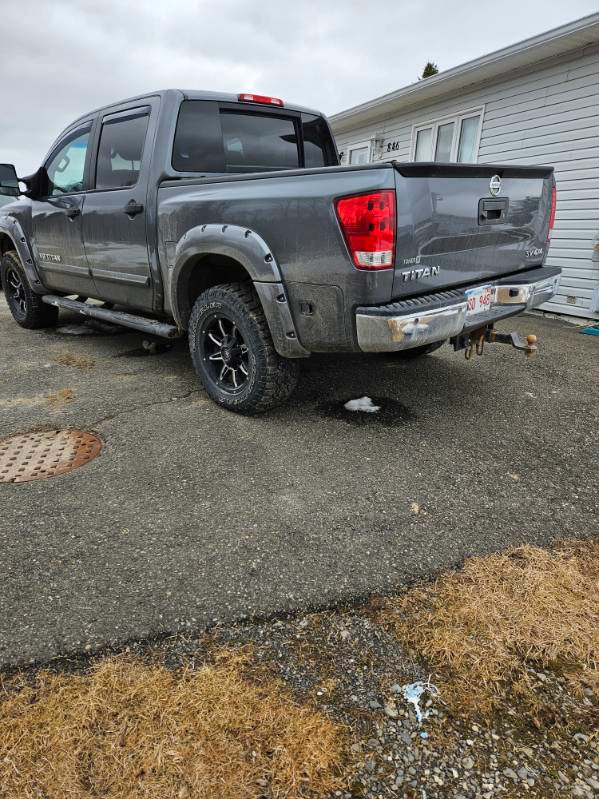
[{"x1": 68, "y1": 89, "x2": 325, "y2": 128}]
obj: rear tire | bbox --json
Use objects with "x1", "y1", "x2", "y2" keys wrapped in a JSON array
[
  {"x1": 393, "y1": 339, "x2": 446, "y2": 360},
  {"x1": 0, "y1": 251, "x2": 58, "y2": 329},
  {"x1": 189, "y1": 282, "x2": 300, "y2": 414}
]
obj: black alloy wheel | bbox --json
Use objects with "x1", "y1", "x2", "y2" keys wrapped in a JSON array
[
  {"x1": 5, "y1": 263, "x2": 27, "y2": 320},
  {"x1": 0, "y1": 250, "x2": 58, "y2": 329},
  {"x1": 200, "y1": 312, "x2": 251, "y2": 394}
]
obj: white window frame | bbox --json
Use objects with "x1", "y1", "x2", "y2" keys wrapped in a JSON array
[
  {"x1": 346, "y1": 139, "x2": 372, "y2": 165},
  {"x1": 410, "y1": 106, "x2": 485, "y2": 163}
]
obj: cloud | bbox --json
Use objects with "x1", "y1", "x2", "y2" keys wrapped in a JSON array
[{"x1": 1, "y1": 0, "x2": 596, "y2": 172}]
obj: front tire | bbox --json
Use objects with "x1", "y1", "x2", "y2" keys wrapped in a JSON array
[
  {"x1": 189, "y1": 282, "x2": 300, "y2": 414},
  {"x1": 0, "y1": 251, "x2": 58, "y2": 329}
]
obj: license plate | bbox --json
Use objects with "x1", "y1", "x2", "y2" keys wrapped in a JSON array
[{"x1": 465, "y1": 285, "x2": 493, "y2": 317}]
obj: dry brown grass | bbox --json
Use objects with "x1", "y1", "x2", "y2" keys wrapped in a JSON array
[
  {"x1": 54, "y1": 353, "x2": 95, "y2": 370},
  {"x1": 0, "y1": 651, "x2": 346, "y2": 799},
  {"x1": 381, "y1": 540, "x2": 599, "y2": 712}
]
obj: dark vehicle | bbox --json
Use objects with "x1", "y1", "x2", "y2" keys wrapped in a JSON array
[{"x1": 0, "y1": 89, "x2": 560, "y2": 413}]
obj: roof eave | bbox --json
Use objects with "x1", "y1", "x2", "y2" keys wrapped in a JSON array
[{"x1": 329, "y1": 12, "x2": 599, "y2": 133}]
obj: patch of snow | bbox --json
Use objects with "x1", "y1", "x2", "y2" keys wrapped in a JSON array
[
  {"x1": 344, "y1": 396, "x2": 380, "y2": 413},
  {"x1": 55, "y1": 324, "x2": 96, "y2": 336},
  {"x1": 401, "y1": 679, "x2": 439, "y2": 725}
]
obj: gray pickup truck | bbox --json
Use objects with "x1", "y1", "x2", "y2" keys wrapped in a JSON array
[{"x1": 0, "y1": 89, "x2": 560, "y2": 413}]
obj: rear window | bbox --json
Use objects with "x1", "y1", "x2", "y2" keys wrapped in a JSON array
[
  {"x1": 220, "y1": 111, "x2": 298, "y2": 171},
  {"x1": 172, "y1": 100, "x2": 336, "y2": 173}
]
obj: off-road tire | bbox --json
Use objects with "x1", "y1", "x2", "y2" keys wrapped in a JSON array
[
  {"x1": 393, "y1": 339, "x2": 446, "y2": 360},
  {"x1": 0, "y1": 251, "x2": 58, "y2": 329},
  {"x1": 189, "y1": 282, "x2": 300, "y2": 414}
]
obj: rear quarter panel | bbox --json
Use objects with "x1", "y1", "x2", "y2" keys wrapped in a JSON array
[{"x1": 157, "y1": 166, "x2": 397, "y2": 350}]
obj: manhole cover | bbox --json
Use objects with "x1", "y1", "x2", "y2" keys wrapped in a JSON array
[{"x1": 0, "y1": 430, "x2": 102, "y2": 484}]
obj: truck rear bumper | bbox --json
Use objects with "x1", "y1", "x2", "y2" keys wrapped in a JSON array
[{"x1": 355, "y1": 266, "x2": 561, "y2": 353}]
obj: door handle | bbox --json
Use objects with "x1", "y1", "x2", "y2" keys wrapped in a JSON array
[
  {"x1": 478, "y1": 198, "x2": 508, "y2": 225},
  {"x1": 124, "y1": 200, "x2": 144, "y2": 217},
  {"x1": 65, "y1": 207, "x2": 81, "y2": 219}
]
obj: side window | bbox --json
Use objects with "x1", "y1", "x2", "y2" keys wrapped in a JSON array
[
  {"x1": 45, "y1": 128, "x2": 90, "y2": 196},
  {"x1": 95, "y1": 111, "x2": 149, "y2": 190},
  {"x1": 172, "y1": 101, "x2": 225, "y2": 172},
  {"x1": 301, "y1": 113, "x2": 336, "y2": 168}
]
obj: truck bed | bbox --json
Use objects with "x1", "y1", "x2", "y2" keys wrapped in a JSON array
[{"x1": 158, "y1": 160, "x2": 554, "y2": 352}]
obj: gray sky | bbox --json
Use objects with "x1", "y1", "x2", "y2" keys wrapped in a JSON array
[{"x1": 1, "y1": 0, "x2": 598, "y2": 173}]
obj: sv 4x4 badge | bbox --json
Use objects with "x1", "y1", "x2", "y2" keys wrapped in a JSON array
[{"x1": 525, "y1": 247, "x2": 544, "y2": 258}]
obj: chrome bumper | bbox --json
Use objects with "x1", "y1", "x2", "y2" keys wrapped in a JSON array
[{"x1": 356, "y1": 269, "x2": 560, "y2": 353}]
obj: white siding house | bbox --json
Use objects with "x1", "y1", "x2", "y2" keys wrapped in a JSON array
[{"x1": 330, "y1": 14, "x2": 599, "y2": 320}]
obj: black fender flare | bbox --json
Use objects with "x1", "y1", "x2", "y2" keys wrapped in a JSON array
[
  {"x1": 0, "y1": 216, "x2": 45, "y2": 293},
  {"x1": 171, "y1": 223, "x2": 309, "y2": 358}
]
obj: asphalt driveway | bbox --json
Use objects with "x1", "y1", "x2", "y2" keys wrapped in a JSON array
[{"x1": 0, "y1": 295, "x2": 597, "y2": 668}]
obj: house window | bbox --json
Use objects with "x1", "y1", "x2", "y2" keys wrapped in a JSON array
[
  {"x1": 347, "y1": 141, "x2": 371, "y2": 165},
  {"x1": 414, "y1": 128, "x2": 433, "y2": 161},
  {"x1": 412, "y1": 109, "x2": 483, "y2": 163},
  {"x1": 435, "y1": 122, "x2": 454, "y2": 161}
]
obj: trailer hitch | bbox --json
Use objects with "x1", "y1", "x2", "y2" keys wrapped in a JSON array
[{"x1": 463, "y1": 327, "x2": 538, "y2": 360}]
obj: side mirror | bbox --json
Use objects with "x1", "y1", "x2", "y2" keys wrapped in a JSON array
[
  {"x1": 0, "y1": 163, "x2": 20, "y2": 197},
  {"x1": 20, "y1": 167, "x2": 47, "y2": 200}
]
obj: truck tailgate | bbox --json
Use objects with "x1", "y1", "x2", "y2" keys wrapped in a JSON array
[{"x1": 392, "y1": 163, "x2": 554, "y2": 298}]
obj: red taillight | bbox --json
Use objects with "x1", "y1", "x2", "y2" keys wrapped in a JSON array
[
  {"x1": 335, "y1": 190, "x2": 396, "y2": 269},
  {"x1": 238, "y1": 93, "x2": 284, "y2": 107},
  {"x1": 547, "y1": 184, "x2": 557, "y2": 241}
]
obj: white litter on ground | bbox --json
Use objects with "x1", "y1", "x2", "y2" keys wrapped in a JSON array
[
  {"x1": 400, "y1": 679, "x2": 440, "y2": 724},
  {"x1": 344, "y1": 396, "x2": 380, "y2": 413},
  {"x1": 55, "y1": 324, "x2": 96, "y2": 336}
]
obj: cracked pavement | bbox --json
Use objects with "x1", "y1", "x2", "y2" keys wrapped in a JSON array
[{"x1": 0, "y1": 295, "x2": 597, "y2": 667}]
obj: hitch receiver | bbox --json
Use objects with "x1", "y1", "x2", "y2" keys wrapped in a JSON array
[
  {"x1": 487, "y1": 330, "x2": 538, "y2": 355},
  {"x1": 462, "y1": 327, "x2": 538, "y2": 360}
]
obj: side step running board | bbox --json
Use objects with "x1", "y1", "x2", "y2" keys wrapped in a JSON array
[{"x1": 41, "y1": 295, "x2": 182, "y2": 339}]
